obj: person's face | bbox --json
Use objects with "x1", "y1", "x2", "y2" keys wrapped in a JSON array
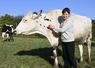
[{"x1": 62, "y1": 11, "x2": 70, "y2": 20}]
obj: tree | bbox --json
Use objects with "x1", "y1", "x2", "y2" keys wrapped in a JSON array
[
  {"x1": 13, "y1": 16, "x2": 23, "y2": 27},
  {"x1": 92, "y1": 19, "x2": 95, "y2": 39},
  {"x1": 0, "y1": 14, "x2": 23, "y2": 28},
  {"x1": 0, "y1": 14, "x2": 14, "y2": 27}
]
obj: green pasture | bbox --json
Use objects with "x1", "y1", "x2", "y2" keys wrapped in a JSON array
[{"x1": 0, "y1": 36, "x2": 95, "y2": 68}]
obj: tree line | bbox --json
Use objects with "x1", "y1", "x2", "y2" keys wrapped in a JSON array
[{"x1": 0, "y1": 14, "x2": 23, "y2": 28}]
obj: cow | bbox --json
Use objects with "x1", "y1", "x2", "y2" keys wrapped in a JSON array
[
  {"x1": 1, "y1": 24, "x2": 15, "y2": 41},
  {"x1": 15, "y1": 9, "x2": 92, "y2": 68}
]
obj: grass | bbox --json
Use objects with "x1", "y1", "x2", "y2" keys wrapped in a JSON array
[{"x1": 0, "y1": 36, "x2": 95, "y2": 68}]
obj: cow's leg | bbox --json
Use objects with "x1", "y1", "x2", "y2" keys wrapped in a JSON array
[
  {"x1": 2, "y1": 32, "x2": 6, "y2": 41},
  {"x1": 78, "y1": 44, "x2": 83, "y2": 62},
  {"x1": 87, "y1": 41, "x2": 91, "y2": 62},
  {"x1": 53, "y1": 47, "x2": 59, "y2": 68},
  {"x1": 10, "y1": 34, "x2": 14, "y2": 41},
  {"x1": 87, "y1": 36, "x2": 92, "y2": 62},
  {"x1": 6, "y1": 34, "x2": 10, "y2": 41}
]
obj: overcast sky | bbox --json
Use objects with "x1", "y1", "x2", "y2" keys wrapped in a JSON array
[{"x1": 0, "y1": 0, "x2": 95, "y2": 19}]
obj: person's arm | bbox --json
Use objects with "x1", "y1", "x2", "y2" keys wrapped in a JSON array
[{"x1": 53, "y1": 21, "x2": 73, "y2": 33}]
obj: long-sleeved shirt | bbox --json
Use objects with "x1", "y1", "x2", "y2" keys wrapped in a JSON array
[{"x1": 54, "y1": 17, "x2": 75, "y2": 42}]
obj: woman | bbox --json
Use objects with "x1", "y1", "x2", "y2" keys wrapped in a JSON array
[{"x1": 48, "y1": 8, "x2": 77, "y2": 68}]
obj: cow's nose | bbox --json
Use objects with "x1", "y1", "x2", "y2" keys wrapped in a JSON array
[
  {"x1": 13, "y1": 29, "x2": 17, "y2": 33},
  {"x1": 14, "y1": 30, "x2": 16, "y2": 33},
  {"x1": 14, "y1": 29, "x2": 22, "y2": 34}
]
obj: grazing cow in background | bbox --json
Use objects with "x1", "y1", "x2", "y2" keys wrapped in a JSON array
[
  {"x1": 1, "y1": 24, "x2": 14, "y2": 41},
  {"x1": 15, "y1": 10, "x2": 92, "y2": 68}
]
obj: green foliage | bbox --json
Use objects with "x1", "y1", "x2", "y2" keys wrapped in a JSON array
[
  {"x1": 0, "y1": 14, "x2": 23, "y2": 27},
  {"x1": 13, "y1": 16, "x2": 23, "y2": 28},
  {"x1": 92, "y1": 20, "x2": 95, "y2": 40},
  {"x1": 0, "y1": 14, "x2": 14, "y2": 26}
]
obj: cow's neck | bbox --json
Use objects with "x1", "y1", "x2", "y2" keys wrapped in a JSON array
[
  {"x1": 34, "y1": 22, "x2": 59, "y2": 46},
  {"x1": 37, "y1": 23, "x2": 51, "y2": 37}
]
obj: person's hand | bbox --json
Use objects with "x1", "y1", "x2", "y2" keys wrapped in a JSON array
[{"x1": 47, "y1": 24, "x2": 55, "y2": 29}]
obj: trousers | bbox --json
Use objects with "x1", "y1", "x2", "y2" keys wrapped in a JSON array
[{"x1": 62, "y1": 41, "x2": 77, "y2": 68}]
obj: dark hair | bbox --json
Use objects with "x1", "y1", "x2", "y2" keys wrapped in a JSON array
[{"x1": 62, "y1": 8, "x2": 70, "y2": 14}]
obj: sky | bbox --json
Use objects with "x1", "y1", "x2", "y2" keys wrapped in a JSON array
[{"x1": 0, "y1": 0, "x2": 95, "y2": 19}]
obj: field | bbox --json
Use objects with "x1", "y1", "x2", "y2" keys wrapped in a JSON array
[{"x1": 0, "y1": 36, "x2": 95, "y2": 68}]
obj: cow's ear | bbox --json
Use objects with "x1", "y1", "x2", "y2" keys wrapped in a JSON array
[
  {"x1": 33, "y1": 12, "x2": 38, "y2": 15},
  {"x1": 38, "y1": 10, "x2": 42, "y2": 16}
]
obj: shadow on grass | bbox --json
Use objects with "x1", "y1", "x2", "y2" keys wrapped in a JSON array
[
  {"x1": 15, "y1": 47, "x2": 62, "y2": 67},
  {"x1": 91, "y1": 42, "x2": 95, "y2": 47}
]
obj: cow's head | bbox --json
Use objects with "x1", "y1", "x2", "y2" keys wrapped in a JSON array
[
  {"x1": 15, "y1": 11, "x2": 35, "y2": 35},
  {"x1": 15, "y1": 10, "x2": 52, "y2": 35}
]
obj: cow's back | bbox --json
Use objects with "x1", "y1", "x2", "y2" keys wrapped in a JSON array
[
  {"x1": 47, "y1": 10, "x2": 92, "y2": 43},
  {"x1": 71, "y1": 13, "x2": 92, "y2": 43}
]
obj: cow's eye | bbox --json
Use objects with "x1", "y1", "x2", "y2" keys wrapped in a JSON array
[
  {"x1": 25, "y1": 20, "x2": 27, "y2": 21},
  {"x1": 23, "y1": 19, "x2": 27, "y2": 23},
  {"x1": 44, "y1": 18, "x2": 51, "y2": 21}
]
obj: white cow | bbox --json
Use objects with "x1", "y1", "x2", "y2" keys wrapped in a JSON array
[{"x1": 15, "y1": 9, "x2": 92, "y2": 68}]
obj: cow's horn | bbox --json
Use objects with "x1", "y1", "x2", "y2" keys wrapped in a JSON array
[{"x1": 33, "y1": 10, "x2": 43, "y2": 20}]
